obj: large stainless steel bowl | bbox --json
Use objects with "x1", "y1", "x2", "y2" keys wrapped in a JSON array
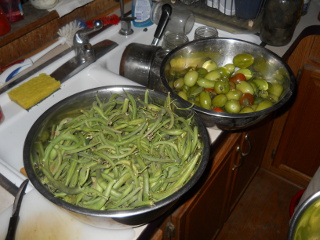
[
  {"x1": 23, "y1": 86, "x2": 210, "y2": 229},
  {"x1": 159, "y1": 38, "x2": 296, "y2": 130},
  {"x1": 289, "y1": 190, "x2": 320, "y2": 239}
]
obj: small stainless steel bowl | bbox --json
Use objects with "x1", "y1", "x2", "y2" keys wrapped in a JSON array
[
  {"x1": 160, "y1": 38, "x2": 296, "y2": 130},
  {"x1": 23, "y1": 85, "x2": 210, "y2": 229}
]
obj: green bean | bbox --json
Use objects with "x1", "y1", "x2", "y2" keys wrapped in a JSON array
[
  {"x1": 36, "y1": 91, "x2": 203, "y2": 211},
  {"x1": 82, "y1": 197, "x2": 107, "y2": 210},
  {"x1": 65, "y1": 160, "x2": 78, "y2": 186},
  {"x1": 112, "y1": 186, "x2": 141, "y2": 208},
  {"x1": 54, "y1": 161, "x2": 69, "y2": 180},
  {"x1": 125, "y1": 91, "x2": 137, "y2": 120},
  {"x1": 113, "y1": 172, "x2": 131, "y2": 190},
  {"x1": 152, "y1": 151, "x2": 201, "y2": 200},
  {"x1": 78, "y1": 167, "x2": 90, "y2": 187},
  {"x1": 42, "y1": 167, "x2": 82, "y2": 195},
  {"x1": 140, "y1": 153, "x2": 177, "y2": 163},
  {"x1": 96, "y1": 169, "x2": 108, "y2": 190},
  {"x1": 43, "y1": 133, "x2": 80, "y2": 164}
]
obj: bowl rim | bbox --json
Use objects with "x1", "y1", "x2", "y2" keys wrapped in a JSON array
[
  {"x1": 288, "y1": 190, "x2": 320, "y2": 239},
  {"x1": 23, "y1": 85, "x2": 211, "y2": 219},
  {"x1": 160, "y1": 37, "x2": 296, "y2": 119}
]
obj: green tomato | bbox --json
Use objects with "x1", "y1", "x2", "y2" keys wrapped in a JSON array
[
  {"x1": 205, "y1": 70, "x2": 221, "y2": 81},
  {"x1": 255, "y1": 100, "x2": 273, "y2": 111},
  {"x1": 252, "y1": 78, "x2": 269, "y2": 90},
  {"x1": 247, "y1": 80, "x2": 258, "y2": 95},
  {"x1": 267, "y1": 82, "x2": 284, "y2": 98},
  {"x1": 212, "y1": 94, "x2": 228, "y2": 108},
  {"x1": 202, "y1": 60, "x2": 218, "y2": 72},
  {"x1": 235, "y1": 68, "x2": 253, "y2": 80},
  {"x1": 226, "y1": 89, "x2": 242, "y2": 100},
  {"x1": 215, "y1": 80, "x2": 230, "y2": 94},
  {"x1": 184, "y1": 70, "x2": 199, "y2": 87},
  {"x1": 233, "y1": 53, "x2": 254, "y2": 68},
  {"x1": 224, "y1": 63, "x2": 235, "y2": 74},
  {"x1": 240, "y1": 107, "x2": 254, "y2": 113},
  {"x1": 258, "y1": 90, "x2": 269, "y2": 99},
  {"x1": 267, "y1": 94, "x2": 279, "y2": 103},
  {"x1": 236, "y1": 81, "x2": 254, "y2": 95},
  {"x1": 189, "y1": 86, "x2": 204, "y2": 98},
  {"x1": 173, "y1": 78, "x2": 184, "y2": 89},
  {"x1": 197, "y1": 67, "x2": 208, "y2": 78},
  {"x1": 197, "y1": 78, "x2": 215, "y2": 89},
  {"x1": 225, "y1": 100, "x2": 241, "y2": 113},
  {"x1": 199, "y1": 91, "x2": 212, "y2": 109},
  {"x1": 178, "y1": 91, "x2": 188, "y2": 101},
  {"x1": 218, "y1": 66, "x2": 231, "y2": 78}
]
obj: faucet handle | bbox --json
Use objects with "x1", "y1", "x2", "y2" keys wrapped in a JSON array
[{"x1": 74, "y1": 20, "x2": 103, "y2": 46}]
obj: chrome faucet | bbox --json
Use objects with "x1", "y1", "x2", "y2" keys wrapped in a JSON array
[
  {"x1": 73, "y1": 20, "x2": 103, "y2": 62},
  {"x1": 118, "y1": 0, "x2": 135, "y2": 35},
  {"x1": 49, "y1": 20, "x2": 118, "y2": 83}
]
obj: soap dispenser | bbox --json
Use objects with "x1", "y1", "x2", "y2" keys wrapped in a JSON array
[{"x1": 132, "y1": 0, "x2": 153, "y2": 27}]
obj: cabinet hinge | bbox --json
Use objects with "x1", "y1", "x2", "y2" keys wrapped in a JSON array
[
  {"x1": 271, "y1": 148, "x2": 277, "y2": 159},
  {"x1": 166, "y1": 221, "x2": 175, "y2": 239}
]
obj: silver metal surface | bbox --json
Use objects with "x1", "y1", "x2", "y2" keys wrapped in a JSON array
[
  {"x1": 0, "y1": 173, "x2": 19, "y2": 196},
  {"x1": 5, "y1": 179, "x2": 29, "y2": 240},
  {"x1": 119, "y1": 4, "x2": 171, "y2": 85},
  {"x1": 158, "y1": 38, "x2": 296, "y2": 130},
  {"x1": 119, "y1": 0, "x2": 134, "y2": 35},
  {"x1": 23, "y1": 86, "x2": 210, "y2": 228},
  {"x1": 51, "y1": 40, "x2": 118, "y2": 83},
  {"x1": 288, "y1": 190, "x2": 320, "y2": 239},
  {"x1": 0, "y1": 22, "x2": 115, "y2": 95}
]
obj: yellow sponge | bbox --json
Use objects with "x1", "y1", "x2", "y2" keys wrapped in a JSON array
[{"x1": 8, "y1": 73, "x2": 60, "y2": 110}]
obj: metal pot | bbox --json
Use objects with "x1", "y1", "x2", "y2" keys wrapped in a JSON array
[
  {"x1": 158, "y1": 38, "x2": 296, "y2": 130},
  {"x1": 288, "y1": 190, "x2": 320, "y2": 239},
  {"x1": 23, "y1": 86, "x2": 210, "y2": 229},
  {"x1": 119, "y1": 4, "x2": 171, "y2": 85}
]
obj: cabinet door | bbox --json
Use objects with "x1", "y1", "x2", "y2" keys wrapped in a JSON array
[
  {"x1": 229, "y1": 119, "x2": 272, "y2": 211},
  {"x1": 168, "y1": 134, "x2": 241, "y2": 240},
  {"x1": 263, "y1": 35, "x2": 320, "y2": 187},
  {"x1": 269, "y1": 65, "x2": 320, "y2": 186}
]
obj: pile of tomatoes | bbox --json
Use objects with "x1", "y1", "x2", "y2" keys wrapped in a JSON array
[{"x1": 167, "y1": 53, "x2": 284, "y2": 114}]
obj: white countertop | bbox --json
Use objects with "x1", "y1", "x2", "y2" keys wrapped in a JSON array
[{"x1": 0, "y1": 1, "x2": 319, "y2": 239}]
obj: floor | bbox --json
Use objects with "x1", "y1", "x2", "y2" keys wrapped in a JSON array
[{"x1": 215, "y1": 168, "x2": 302, "y2": 240}]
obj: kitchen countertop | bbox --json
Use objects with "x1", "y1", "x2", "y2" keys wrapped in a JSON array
[{"x1": 0, "y1": 1, "x2": 319, "y2": 239}]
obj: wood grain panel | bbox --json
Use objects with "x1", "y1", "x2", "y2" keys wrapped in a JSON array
[{"x1": 0, "y1": 0, "x2": 127, "y2": 68}]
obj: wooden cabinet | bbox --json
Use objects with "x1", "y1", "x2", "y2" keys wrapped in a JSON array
[
  {"x1": 150, "y1": 119, "x2": 272, "y2": 240},
  {"x1": 262, "y1": 34, "x2": 320, "y2": 188},
  {"x1": 229, "y1": 120, "x2": 272, "y2": 212}
]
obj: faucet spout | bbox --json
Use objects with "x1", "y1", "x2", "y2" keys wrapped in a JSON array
[{"x1": 119, "y1": 0, "x2": 134, "y2": 35}]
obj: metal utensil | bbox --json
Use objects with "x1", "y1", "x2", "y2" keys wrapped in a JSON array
[
  {"x1": 0, "y1": 173, "x2": 19, "y2": 196},
  {"x1": 0, "y1": 22, "x2": 116, "y2": 95},
  {"x1": 119, "y1": 4, "x2": 172, "y2": 86},
  {"x1": 5, "y1": 179, "x2": 29, "y2": 240}
]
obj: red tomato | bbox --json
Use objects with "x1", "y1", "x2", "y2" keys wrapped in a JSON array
[
  {"x1": 204, "y1": 88, "x2": 215, "y2": 93},
  {"x1": 240, "y1": 93, "x2": 254, "y2": 106},
  {"x1": 212, "y1": 107, "x2": 224, "y2": 112},
  {"x1": 229, "y1": 73, "x2": 246, "y2": 84}
]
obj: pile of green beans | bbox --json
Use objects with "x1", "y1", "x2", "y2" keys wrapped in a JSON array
[{"x1": 31, "y1": 90, "x2": 204, "y2": 211}]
